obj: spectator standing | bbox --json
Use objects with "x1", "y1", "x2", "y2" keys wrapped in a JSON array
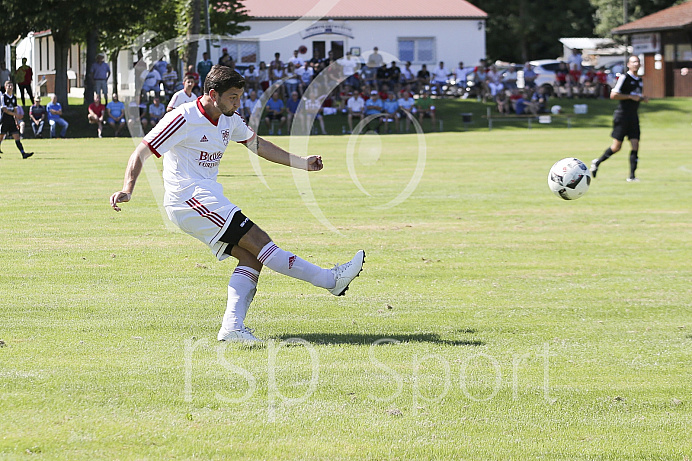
[
  {"x1": 555, "y1": 62, "x2": 569, "y2": 97},
  {"x1": 431, "y1": 61, "x2": 451, "y2": 95},
  {"x1": 270, "y1": 52, "x2": 283, "y2": 70},
  {"x1": 346, "y1": 90, "x2": 365, "y2": 133},
  {"x1": 184, "y1": 65, "x2": 201, "y2": 96},
  {"x1": 106, "y1": 93, "x2": 127, "y2": 137},
  {"x1": 0, "y1": 82, "x2": 33, "y2": 158},
  {"x1": 218, "y1": 48, "x2": 234, "y2": 68},
  {"x1": 302, "y1": 88, "x2": 328, "y2": 135},
  {"x1": 366, "y1": 46, "x2": 384, "y2": 69},
  {"x1": 269, "y1": 61, "x2": 285, "y2": 98},
  {"x1": 416, "y1": 64, "x2": 430, "y2": 93},
  {"x1": 87, "y1": 94, "x2": 106, "y2": 138},
  {"x1": 46, "y1": 94, "x2": 68, "y2": 138},
  {"x1": 264, "y1": 91, "x2": 286, "y2": 135},
  {"x1": 197, "y1": 52, "x2": 214, "y2": 85},
  {"x1": 289, "y1": 50, "x2": 304, "y2": 68},
  {"x1": 400, "y1": 62, "x2": 416, "y2": 89},
  {"x1": 15, "y1": 58, "x2": 34, "y2": 106},
  {"x1": 90, "y1": 53, "x2": 111, "y2": 103},
  {"x1": 284, "y1": 63, "x2": 300, "y2": 97},
  {"x1": 162, "y1": 64, "x2": 181, "y2": 100},
  {"x1": 167, "y1": 75, "x2": 198, "y2": 112},
  {"x1": 0, "y1": 62, "x2": 11, "y2": 92},
  {"x1": 296, "y1": 61, "x2": 314, "y2": 95},
  {"x1": 154, "y1": 58, "x2": 168, "y2": 79},
  {"x1": 29, "y1": 96, "x2": 47, "y2": 138},
  {"x1": 258, "y1": 61, "x2": 270, "y2": 92},
  {"x1": 338, "y1": 51, "x2": 360, "y2": 89},
  {"x1": 243, "y1": 65, "x2": 259, "y2": 92}
]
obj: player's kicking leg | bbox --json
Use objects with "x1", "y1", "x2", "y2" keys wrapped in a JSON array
[{"x1": 239, "y1": 225, "x2": 365, "y2": 297}]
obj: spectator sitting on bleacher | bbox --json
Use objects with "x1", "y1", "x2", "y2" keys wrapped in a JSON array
[
  {"x1": 397, "y1": 90, "x2": 415, "y2": 132},
  {"x1": 258, "y1": 61, "x2": 270, "y2": 93},
  {"x1": 375, "y1": 64, "x2": 389, "y2": 91},
  {"x1": 184, "y1": 65, "x2": 201, "y2": 96},
  {"x1": 302, "y1": 87, "x2": 328, "y2": 135},
  {"x1": 148, "y1": 96, "x2": 166, "y2": 127},
  {"x1": 106, "y1": 93, "x2": 126, "y2": 137},
  {"x1": 346, "y1": 90, "x2": 365, "y2": 134},
  {"x1": 289, "y1": 49, "x2": 304, "y2": 68},
  {"x1": 46, "y1": 94, "x2": 68, "y2": 139},
  {"x1": 485, "y1": 65, "x2": 504, "y2": 98},
  {"x1": 387, "y1": 61, "x2": 401, "y2": 92},
  {"x1": 523, "y1": 62, "x2": 537, "y2": 90},
  {"x1": 416, "y1": 91, "x2": 436, "y2": 130},
  {"x1": 364, "y1": 90, "x2": 384, "y2": 132},
  {"x1": 167, "y1": 75, "x2": 197, "y2": 112},
  {"x1": 264, "y1": 91, "x2": 286, "y2": 135},
  {"x1": 243, "y1": 90, "x2": 261, "y2": 121},
  {"x1": 382, "y1": 91, "x2": 400, "y2": 134},
  {"x1": 141, "y1": 65, "x2": 162, "y2": 96},
  {"x1": 87, "y1": 94, "x2": 105, "y2": 138},
  {"x1": 30, "y1": 96, "x2": 47, "y2": 138},
  {"x1": 453, "y1": 62, "x2": 472, "y2": 95},
  {"x1": 496, "y1": 90, "x2": 511, "y2": 115},
  {"x1": 502, "y1": 65, "x2": 518, "y2": 91},
  {"x1": 286, "y1": 90, "x2": 301, "y2": 129}
]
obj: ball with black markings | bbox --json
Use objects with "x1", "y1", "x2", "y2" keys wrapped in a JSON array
[{"x1": 548, "y1": 158, "x2": 591, "y2": 200}]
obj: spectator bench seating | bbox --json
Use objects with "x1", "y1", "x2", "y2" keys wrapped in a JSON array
[{"x1": 483, "y1": 107, "x2": 579, "y2": 130}]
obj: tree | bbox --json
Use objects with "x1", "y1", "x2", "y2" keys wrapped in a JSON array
[
  {"x1": 591, "y1": 0, "x2": 683, "y2": 37},
  {"x1": 469, "y1": 0, "x2": 596, "y2": 62}
]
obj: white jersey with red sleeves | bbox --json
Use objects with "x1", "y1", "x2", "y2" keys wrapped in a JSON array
[{"x1": 143, "y1": 97, "x2": 256, "y2": 206}]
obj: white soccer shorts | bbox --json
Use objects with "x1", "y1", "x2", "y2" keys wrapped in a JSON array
[{"x1": 165, "y1": 189, "x2": 239, "y2": 261}]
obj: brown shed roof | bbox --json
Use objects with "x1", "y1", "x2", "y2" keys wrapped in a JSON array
[{"x1": 613, "y1": 0, "x2": 692, "y2": 34}]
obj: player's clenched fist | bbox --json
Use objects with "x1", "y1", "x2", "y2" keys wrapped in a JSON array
[{"x1": 110, "y1": 191, "x2": 131, "y2": 212}]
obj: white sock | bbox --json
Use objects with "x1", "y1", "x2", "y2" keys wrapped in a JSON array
[
  {"x1": 221, "y1": 266, "x2": 259, "y2": 331},
  {"x1": 257, "y1": 242, "x2": 335, "y2": 289}
]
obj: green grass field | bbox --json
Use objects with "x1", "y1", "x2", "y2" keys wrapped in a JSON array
[{"x1": 1, "y1": 98, "x2": 691, "y2": 459}]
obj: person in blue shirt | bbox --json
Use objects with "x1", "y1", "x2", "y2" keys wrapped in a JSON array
[
  {"x1": 382, "y1": 91, "x2": 400, "y2": 133},
  {"x1": 106, "y1": 93, "x2": 127, "y2": 137},
  {"x1": 285, "y1": 91, "x2": 301, "y2": 131},
  {"x1": 46, "y1": 94, "x2": 69, "y2": 138},
  {"x1": 197, "y1": 52, "x2": 214, "y2": 87},
  {"x1": 263, "y1": 92, "x2": 286, "y2": 135},
  {"x1": 364, "y1": 90, "x2": 384, "y2": 132}
]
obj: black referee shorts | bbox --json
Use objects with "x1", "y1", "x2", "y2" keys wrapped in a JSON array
[{"x1": 611, "y1": 111, "x2": 640, "y2": 141}]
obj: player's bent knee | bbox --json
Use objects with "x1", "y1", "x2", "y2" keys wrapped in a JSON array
[
  {"x1": 237, "y1": 224, "x2": 272, "y2": 257},
  {"x1": 230, "y1": 245, "x2": 263, "y2": 271}
]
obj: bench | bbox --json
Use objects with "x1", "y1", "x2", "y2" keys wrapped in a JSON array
[{"x1": 483, "y1": 107, "x2": 577, "y2": 130}]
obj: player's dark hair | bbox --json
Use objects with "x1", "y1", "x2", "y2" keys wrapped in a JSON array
[{"x1": 204, "y1": 65, "x2": 245, "y2": 95}]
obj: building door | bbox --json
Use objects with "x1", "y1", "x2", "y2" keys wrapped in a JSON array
[
  {"x1": 331, "y1": 41, "x2": 344, "y2": 59},
  {"x1": 312, "y1": 41, "x2": 325, "y2": 62},
  {"x1": 643, "y1": 53, "x2": 665, "y2": 98}
]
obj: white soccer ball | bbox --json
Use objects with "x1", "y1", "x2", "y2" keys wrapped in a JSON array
[{"x1": 547, "y1": 158, "x2": 591, "y2": 200}]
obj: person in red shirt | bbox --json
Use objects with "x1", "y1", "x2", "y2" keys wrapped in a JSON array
[
  {"x1": 87, "y1": 94, "x2": 106, "y2": 138},
  {"x1": 15, "y1": 58, "x2": 34, "y2": 106},
  {"x1": 568, "y1": 63, "x2": 582, "y2": 98},
  {"x1": 184, "y1": 65, "x2": 201, "y2": 96}
]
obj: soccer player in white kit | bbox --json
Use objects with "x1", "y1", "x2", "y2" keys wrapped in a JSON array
[{"x1": 110, "y1": 66, "x2": 364, "y2": 342}]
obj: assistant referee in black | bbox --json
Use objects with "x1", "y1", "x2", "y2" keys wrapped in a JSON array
[{"x1": 591, "y1": 55, "x2": 649, "y2": 182}]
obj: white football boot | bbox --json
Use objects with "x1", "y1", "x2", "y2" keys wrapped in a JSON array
[
  {"x1": 217, "y1": 326, "x2": 262, "y2": 342},
  {"x1": 329, "y1": 250, "x2": 365, "y2": 296}
]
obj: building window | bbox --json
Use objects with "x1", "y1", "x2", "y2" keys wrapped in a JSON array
[
  {"x1": 398, "y1": 38, "x2": 435, "y2": 64},
  {"x1": 218, "y1": 41, "x2": 259, "y2": 65}
]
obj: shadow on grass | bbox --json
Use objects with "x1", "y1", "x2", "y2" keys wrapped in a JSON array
[{"x1": 278, "y1": 332, "x2": 483, "y2": 346}]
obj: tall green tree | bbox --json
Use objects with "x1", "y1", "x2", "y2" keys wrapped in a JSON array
[
  {"x1": 469, "y1": 0, "x2": 596, "y2": 62},
  {"x1": 591, "y1": 0, "x2": 684, "y2": 37}
]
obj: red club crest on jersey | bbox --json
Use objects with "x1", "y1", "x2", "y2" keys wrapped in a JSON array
[{"x1": 221, "y1": 129, "x2": 230, "y2": 146}]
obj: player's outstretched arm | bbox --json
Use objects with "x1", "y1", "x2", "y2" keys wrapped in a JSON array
[
  {"x1": 110, "y1": 142, "x2": 154, "y2": 211},
  {"x1": 250, "y1": 136, "x2": 323, "y2": 171}
]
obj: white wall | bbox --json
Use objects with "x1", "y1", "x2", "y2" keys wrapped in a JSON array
[{"x1": 232, "y1": 18, "x2": 486, "y2": 73}]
